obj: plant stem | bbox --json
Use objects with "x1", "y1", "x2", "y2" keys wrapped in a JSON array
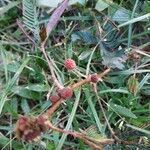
[
  {"x1": 44, "y1": 100, "x2": 62, "y2": 118},
  {"x1": 16, "y1": 19, "x2": 35, "y2": 45},
  {"x1": 41, "y1": 44, "x2": 64, "y2": 89},
  {"x1": 71, "y1": 68, "x2": 111, "y2": 89},
  {"x1": 43, "y1": 68, "x2": 111, "y2": 118},
  {"x1": 98, "y1": 97, "x2": 120, "y2": 141},
  {"x1": 48, "y1": 122, "x2": 104, "y2": 150}
]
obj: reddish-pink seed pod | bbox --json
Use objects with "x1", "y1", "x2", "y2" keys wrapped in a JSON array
[
  {"x1": 58, "y1": 87, "x2": 73, "y2": 100},
  {"x1": 90, "y1": 74, "x2": 99, "y2": 83},
  {"x1": 64, "y1": 58, "x2": 76, "y2": 70}
]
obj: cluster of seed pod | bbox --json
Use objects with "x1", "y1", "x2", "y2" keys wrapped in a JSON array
[
  {"x1": 15, "y1": 58, "x2": 103, "y2": 142},
  {"x1": 49, "y1": 58, "x2": 100, "y2": 104}
]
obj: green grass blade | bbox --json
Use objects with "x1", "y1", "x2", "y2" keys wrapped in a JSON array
[
  {"x1": 56, "y1": 89, "x2": 81, "y2": 150},
  {"x1": 99, "y1": 89, "x2": 129, "y2": 94},
  {"x1": 110, "y1": 69, "x2": 150, "y2": 75},
  {"x1": 84, "y1": 89, "x2": 104, "y2": 135},
  {"x1": 139, "y1": 73, "x2": 150, "y2": 90},
  {"x1": 0, "y1": 58, "x2": 30, "y2": 114},
  {"x1": 127, "y1": 0, "x2": 139, "y2": 48},
  {"x1": 0, "y1": 46, "x2": 8, "y2": 82},
  {"x1": 126, "y1": 124, "x2": 150, "y2": 135},
  {"x1": 86, "y1": 44, "x2": 98, "y2": 75},
  {"x1": 118, "y1": 13, "x2": 150, "y2": 27}
]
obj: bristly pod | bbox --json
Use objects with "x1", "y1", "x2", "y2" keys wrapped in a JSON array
[
  {"x1": 64, "y1": 58, "x2": 76, "y2": 70},
  {"x1": 58, "y1": 87, "x2": 73, "y2": 100}
]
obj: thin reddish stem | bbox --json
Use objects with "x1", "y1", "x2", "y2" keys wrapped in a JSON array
[
  {"x1": 43, "y1": 68, "x2": 111, "y2": 119},
  {"x1": 71, "y1": 68, "x2": 111, "y2": 89},
  {"x1": 45, "y1": 99, "x2": 62, "y2": 118},
  {"x1": 16, "y1": 19, "x2": 35, "y2": 45},
  {"x1": 41, "y1": 44, "x2": 64, "y2": 89},
  {"x1": 48, "y1": 122, "x2": 104, "y2": 150}
]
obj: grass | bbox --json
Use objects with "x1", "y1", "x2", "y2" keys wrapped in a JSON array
[
  {"x1": 56, "y1": 89, "x2": 81, "y2": 150},
  {"x1": 0, "y1": 0, "x2": 150, "y2": 149}
]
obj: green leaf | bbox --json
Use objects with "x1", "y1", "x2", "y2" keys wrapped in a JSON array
[
  {"x1": 11, "y1": 86, "x2": 41, "y2": 99},
  {"x1": 95, "y1": 0, "x2": 110, "y2": 12},
  {"x1": 37, "y1": 0, "x2": 62, "y2": 8},
  {"x1": 11, "y1": 84, "x2": 49, "y2": 100},
  {"x1": 109, "y1": 102, "x2": 137, "y2": 119},
  {"x1": 71, "y1": 31, "x2": 97, "y2": 44},
  {"x1": 100, "y1": 48, "x2": 126, "y2": 69},
  {"x1": 37, "y1": 0, "x2": 86, "y2": 8},
  {"x1": 3, "y1": 62, "x2": 20, "y2": 73},
  {"x1": 41, "y1": 101, "x2": 51, "y2": 111},
  {"x1": 25, "y1": 84, "x2": 49, "y2": 92},
  {"x1": 79, "y1": 50, "x2": 92, "y2": 60},
  {"x1": 3, "y1": 100, "x2": 18, "y2": 117},
  {"x1": 69, "y1": 0, "x2": 86, "y2": 5},
  {"x1": 98, "y1": 19, "x2": 127, "y2": 69},
  {"x1": 111, "y1": 8, "x2": 132, "y2": 23},
  {"x1": 23, "y1": 0, "x2": 40, "y2": 40},
  {"x1": 21, "y1": 99, "x2": 30, "y2": 114}
]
